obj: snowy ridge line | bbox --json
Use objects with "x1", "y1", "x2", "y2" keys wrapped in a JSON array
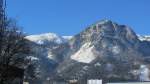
[
  {"x1": 25, "y1": 33, "x2": 73, "y2": 45},
  {"x1": 138, "y1": 35, "x2": 150, "y2": 41}
]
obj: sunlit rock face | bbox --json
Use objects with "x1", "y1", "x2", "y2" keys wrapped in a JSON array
[{"x1": 25, "y1": 20, "x2": 150, "y2": 83}]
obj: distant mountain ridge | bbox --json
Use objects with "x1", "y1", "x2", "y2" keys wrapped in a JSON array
[
  {"x1": 138, "y1": 35, "x2": 150, "y2": 41},
  {"x1": 25, "y1": 20, "x2": 150, "y2": 84},
  {"x1": 25, "y1": 33, "x2": 73, "y2": 45}
]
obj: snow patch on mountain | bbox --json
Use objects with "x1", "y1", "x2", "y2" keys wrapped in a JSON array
[
  {"x1": 94, "y1": 62, "x2": 101, "y2": 67},
  {"x1": 139, "y1": 65, "x2": 150, "y2": 81},
  {"x1": 111, "y1": 46, "x2": 120, "y2": 54},
  {"x1": 26, "y1": 56, "x2": 39, "y2": 61},
  {"x1": 47, "y1": 51, "x2": 53, "y2": 59},
  {"x1": 71, "y1": 42, "x2": 96, "y2": 63},
  {"x1": 37, "y1": 40, "x2": 44, "y2": 45},
  {"x1": 62, "y1": 36, "x2": 73, "y2": 40},
  {"x1": 138, "y1": 35, "x2": 150, "y2": 41}
]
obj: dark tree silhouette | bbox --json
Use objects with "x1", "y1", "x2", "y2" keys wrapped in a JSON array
[
  {"x1": 0, "y1": 20, "x2": 31, "y2": 84},
  {"x1": 0, "y1": 0, "x2": 31, "y2": 83},
  {"x1": 0, "y1": 19, "x2": 31, "y2": 65}
]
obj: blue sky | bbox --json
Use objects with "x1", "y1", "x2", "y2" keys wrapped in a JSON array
[{"x1": 7, "y1": 0, "x2": 150, "y2": 36}]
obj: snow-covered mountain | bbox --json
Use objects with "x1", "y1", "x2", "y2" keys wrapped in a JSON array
[
  {"x1": 25, "y1": 20, "x2": 150, "y2": 84},
  {"x1": 25, "y1": 33, "x2": 72, "y2": 45}
]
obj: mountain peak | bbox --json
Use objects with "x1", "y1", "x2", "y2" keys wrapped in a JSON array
[
  {"x1": 70, "y1": 20, "x2": 139, "y2": 55},
  {"x1": 94, "y1": 19, "x2": 113, "y2": 25},
  {"x1": 77, "y1": 20, "x2": 138, "y2": 43}
]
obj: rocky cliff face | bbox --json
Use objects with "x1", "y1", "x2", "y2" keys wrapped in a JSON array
[{"x1": 25, "y1": 20, "x2": 150, "y2": 83}]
